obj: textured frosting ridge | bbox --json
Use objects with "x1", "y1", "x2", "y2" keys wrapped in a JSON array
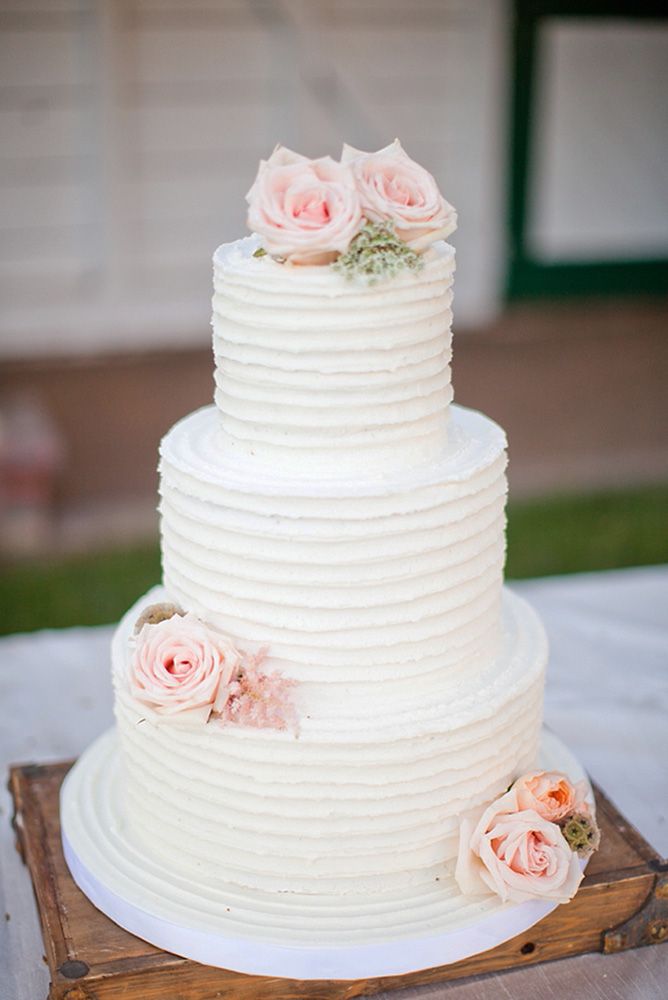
[
  {"x1": 212, "y1": 237, "x2": 455, "y2": 477},
  {"x1": 113, "y1": 585, "x2": 545, "y2": 896},
  {"x1": 110, "y1": 228, "x2": 549, "y2": 913},
  {"x1": 159, "y1": 404, "x2": 507, "y2": 683}
]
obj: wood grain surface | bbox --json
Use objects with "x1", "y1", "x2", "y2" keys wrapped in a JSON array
[{"x1": 8, "y1": 761, "x2": 667, "y2": 1000}]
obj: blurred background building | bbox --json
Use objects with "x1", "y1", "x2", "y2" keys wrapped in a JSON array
[{"x1": 1, "y1": 0, "x2": 667, "y2": 560}]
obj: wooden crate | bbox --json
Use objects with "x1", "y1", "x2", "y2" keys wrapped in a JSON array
[{"x1": 8, "y1": 761, "x2": 668, "y2": 1000}]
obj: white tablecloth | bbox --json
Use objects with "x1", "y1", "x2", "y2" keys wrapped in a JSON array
[{"x1": 1, "y1": 565, "x2": 667, "y2": 1000}]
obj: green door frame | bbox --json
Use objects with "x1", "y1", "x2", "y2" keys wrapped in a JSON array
[{"x1": 507, "y1": 0, "x2": 668, "y2": 299}]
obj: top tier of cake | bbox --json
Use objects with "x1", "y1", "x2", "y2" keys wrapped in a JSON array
[{"x1": 212, "y1": 236, "x2": 455, "y2": 479}]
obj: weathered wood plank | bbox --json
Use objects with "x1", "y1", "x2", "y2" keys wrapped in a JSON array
[{"x1": 8, "y1": 761, "x2": 667, "y2": 1000}]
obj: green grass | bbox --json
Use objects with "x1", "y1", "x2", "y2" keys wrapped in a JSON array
[
  {"x1": 1, "y1": 544, "x2": 161, "y2": 636},
  {"x1": 505, "y1": 484, "x2": 668, "y2": 579},
  {"x1": 1, "y1": 484, "x2": 667, "y2": 636}
]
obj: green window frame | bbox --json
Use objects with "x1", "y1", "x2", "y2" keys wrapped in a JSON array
[{"x1": 507, "y1": 0, "x2": 668, "y2": 299}]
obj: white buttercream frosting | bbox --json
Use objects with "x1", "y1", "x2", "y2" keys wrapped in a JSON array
[
  {"x1": 159, "y1": 404, "x2": 508, "y2": 681},
  {"x1": 108, "y1": 224, "x2": 549, "y2": 915},
  {"x1": 63, "y1": 728, "x2": 589, "y2": 960},
  {"x1": 212, "y1": 236, "x2": 455, "y2": 477},
  {"x1": 113, "y1": 585, "x2": 545, "y2": 896}
]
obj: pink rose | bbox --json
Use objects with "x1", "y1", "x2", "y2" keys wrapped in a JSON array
[
  {"x1": 514, "y1": 770, "x2": 590, "y2": 823},
  {"x1": 341, "y1": 139, "x2": 457, "y2": 251},
  {"x1": 129, "y1": 612, "x2": 241, "y2": 722},
  {"x1": 246, "y1": 146, "x2": 363, "y2": 265},
  {"x1": 455, "y1": 788, "x2": 583, "y2": 904}
]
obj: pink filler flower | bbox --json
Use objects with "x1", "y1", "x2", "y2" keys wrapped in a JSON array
[{"x1": 216, "y1": 649, "x2": 298, "y2": 732}]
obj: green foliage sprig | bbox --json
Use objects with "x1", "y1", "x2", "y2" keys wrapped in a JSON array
[{"x1": 332, "y1": 221, "x2": 423, "y2": 284}]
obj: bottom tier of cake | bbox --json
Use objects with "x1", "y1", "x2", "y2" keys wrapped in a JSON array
[
  {"x1": 61, "y1": 727, "x2": 589, "y2": 977},
  {"x1": 111, "y1": 585, "x2": 546, "y2": 898}
]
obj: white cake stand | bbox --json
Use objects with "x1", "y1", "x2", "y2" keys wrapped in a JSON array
[{"x1": 61, "y1": 727, "x2": 590, "y2": 980}]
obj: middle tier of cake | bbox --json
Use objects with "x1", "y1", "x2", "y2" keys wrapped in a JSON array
[{"x1": 159, "y1": 402, "x2": 508, "y2": 691}]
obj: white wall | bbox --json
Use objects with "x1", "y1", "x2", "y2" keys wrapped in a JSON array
[
  {"x1": 0, "y1": 0, "x2": 509, "y2": 358},
  {"x1": 528, "y1": 18, "x2": 668, "y2": 262}
]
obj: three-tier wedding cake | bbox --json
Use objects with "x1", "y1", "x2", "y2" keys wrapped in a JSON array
[{"x1": 62, "y1": 141, "x2": 597, "y2": 977}]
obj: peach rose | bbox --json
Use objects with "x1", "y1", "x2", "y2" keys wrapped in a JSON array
[
  {"x1": 246, "y1": 146, "x2": 363, "y2": 265},
  {"x1": 455, "y1": 788, "x2": 583, "y2": 904},
  {"x1": 341, "y1": 139, "x2": 457, "y2": 251},
  {"x1": 514, "y1": 770, "x2": 590, "y2": 823},
  {"x1": 129, "y1": 612, "x2": 241, "y2": 722}
]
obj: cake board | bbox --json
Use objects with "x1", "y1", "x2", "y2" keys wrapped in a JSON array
[{"x1": 9, "y1": 748, "x2": 668, "y2": 1000}]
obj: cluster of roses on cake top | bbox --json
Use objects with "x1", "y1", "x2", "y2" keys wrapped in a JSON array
[{"x1": 246, "y1": 139, "x2": 457, "y2": 276}]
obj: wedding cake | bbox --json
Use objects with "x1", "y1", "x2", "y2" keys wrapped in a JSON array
[{"x1": 63, "y1": 142, "x2": 598, "y2": 973}]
